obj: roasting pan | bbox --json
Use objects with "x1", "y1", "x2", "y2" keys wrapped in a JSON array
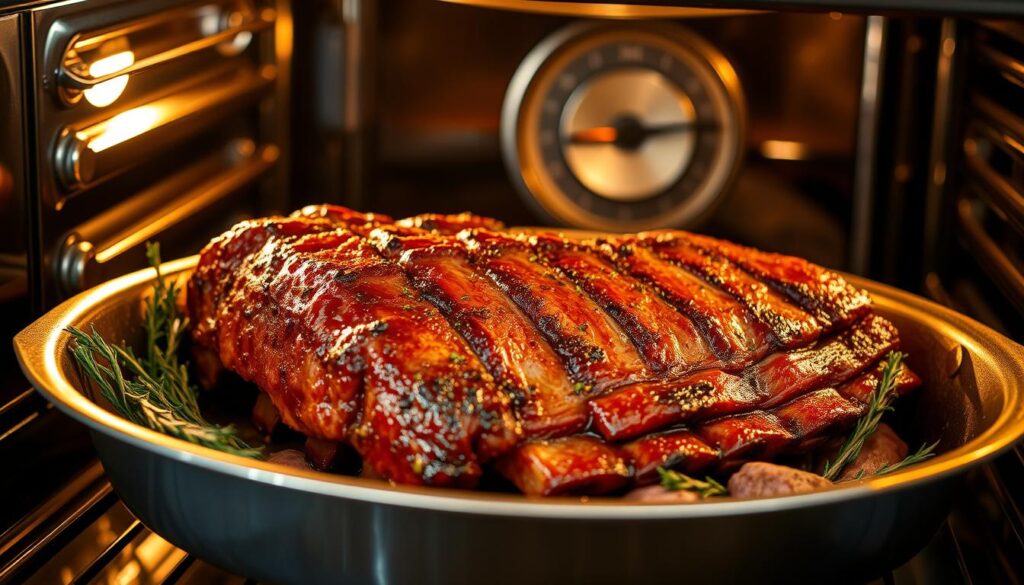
[{"x1": 14, "y1": 255, "x2": 1024, "y2": 585}]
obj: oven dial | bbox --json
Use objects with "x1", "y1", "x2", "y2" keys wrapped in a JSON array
[{"x1": 501, "y1": 22, "x2": 744, "y2": 231}]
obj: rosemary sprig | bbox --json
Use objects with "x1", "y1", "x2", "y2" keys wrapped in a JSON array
[
  {"x1": 67, "y1": 243, "x2": 262, "y2": 458},
  {"x1": 823, "y1": 351, "x2": 937, "y2": 481},
  {"x1": 822, "y1": 351, "x2": 905, "y2": 480},
  {"x1": 657, "y1": 467, "x2": 728, "y2": 498}
]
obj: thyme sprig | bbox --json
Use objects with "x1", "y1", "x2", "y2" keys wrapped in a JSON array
[
  {"x1": 657, "y1": 467, "x2": 728, "y2": 498},
  {"x1": 823, "y1": 351, "x2": 936, "y2": 481},
  {"x1": 67, "y1": 243, "x2": 262, "y2": 458}
]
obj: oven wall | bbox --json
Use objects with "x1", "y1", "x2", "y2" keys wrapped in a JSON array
[
  {"x1": 296, "y1": 0, "x2": 867, "y2": 268},
  {"x1": 25, "y1": 0, "x2": 292, "y2": 307},
  {"x1": 0, "y1": 0, "x2": 295, "y2": 560}
]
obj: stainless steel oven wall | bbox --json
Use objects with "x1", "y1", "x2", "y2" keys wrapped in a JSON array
[
  {"x1": 27, "y1": 0, "x2": 290, "y2": 307},
  {"x1": 322, "y1": 2, "x2": 867, "y2": 268},
  {"x1": 0, "y1": 13, "x2": 30, "y2": 407}
]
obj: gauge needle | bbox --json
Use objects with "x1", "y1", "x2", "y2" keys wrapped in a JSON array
[{"x1": 568, "y1": 119, "x2": 717, "y2": 149}]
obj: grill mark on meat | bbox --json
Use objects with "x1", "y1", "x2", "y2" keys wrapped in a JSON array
[
  {"x1": 285, "y1": 212, "x2": 588, "y2": 438},
  {"x1": 587, "y1": 314, "x2": 899, "y2": 441},
  {"x1": 598, "y1": 238, "x2": 771, "y2": 367},
  {"x1": 679, "y1": 231, "x2": 872, "y2": 328},
  {"x1": 189, "y1": 205, "x2": 921, "y2": 496},
  {"x1": 369, "y1": 228, "x2": 588, "y2": 438},
  {"x1": 528, "y1": 232, "x2": 717, "y2": 377},
  {"x1": 638, "y1": 232, "x2": 821, "y2": 349},
  {"x1": 197, "y1": 224, "x2": 519, "y2": 486},
  {"x1": 459, "y1": 229, "x2": 651, "y2": 391},
  {"x1": 749, "y1": 313, "x2": 898, "y2": 408}
]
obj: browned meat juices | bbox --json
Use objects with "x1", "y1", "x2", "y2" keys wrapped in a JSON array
[{"x1": 188, "y1": 205, "x2": 920, "y2": 495}]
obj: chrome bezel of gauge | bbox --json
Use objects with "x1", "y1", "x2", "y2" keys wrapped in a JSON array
[{"x1": 500, "y1": 20, "x2": 746, "y2": 231}]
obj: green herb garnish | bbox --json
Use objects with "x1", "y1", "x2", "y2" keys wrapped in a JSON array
[
  {"x1": 67, "y1": 243, "x2": 261, "y2": 458},
  {"x1": 657, "y1": 467, "x2": 728, "y2": 498},
  {"x1": 823, "y1": 351, "x2": 935, "y2": 481}
]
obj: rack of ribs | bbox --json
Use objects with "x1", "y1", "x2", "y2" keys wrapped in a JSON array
[{"x1": 187, "y1": 205, "x2": 918, "y2": 495}]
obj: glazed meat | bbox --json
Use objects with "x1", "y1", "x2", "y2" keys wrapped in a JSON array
[{"x1": 188, "y1": 205, "x2": 919, "y2": 494}]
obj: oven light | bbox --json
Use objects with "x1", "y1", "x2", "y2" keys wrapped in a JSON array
[
  {"x1": 760, "y1": 140, "x2": 810, "y2": 161},
  {"x1": 83, "y1": 105, "x2": 160, "y2": 153},
  {"x1": 83, "y1": 50, "x2": 135, "y2": 107}
]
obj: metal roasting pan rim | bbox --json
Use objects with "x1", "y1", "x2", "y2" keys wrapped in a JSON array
[{"x1": 14, "y1": 254, "x2": 1024, "y2": 519}]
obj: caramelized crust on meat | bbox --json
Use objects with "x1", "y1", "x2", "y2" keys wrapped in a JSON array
[
  {"x1": 370, "y1": 229, "x2": 588, "y2": 438},
  {"x1": 194, "y1": 222, "x2": 517, "y2": 486},
  {"x1": 530, "y1": 232, "x2": 717, "y2": 376},
  {"x1": 639, "y1": 232, "x2": 822, "y2": 349},
  {"x1": 496, "y1": 435, "x2": 631, "y2": 496},
  {"x1": 599, "y1": 238, "x2": 772, "y2": 366},
  {"x1": 188, "y1": 204, "x2": 921, "y2": 495},
  {"x1": 460, "y1": 230, "x2": 651, "y2": 391},
  {"x1": 679, "y1": 231, "x2": 871, "y2": 328}
]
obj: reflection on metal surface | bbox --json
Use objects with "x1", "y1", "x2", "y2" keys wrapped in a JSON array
[
  {"x1": 24, "y1": 499, "x2": 186, "y2": 585},
  {"x1": 561, "y1": 68, "x2": 697, "y2": 201},
  {"x1": 82, "y1": 50, "x2": 135, "y2": 107},
  {"x1": 83, "y1": 106, "x2": 160, "y2": 153},
  {"x1": 922, "y1": 18, "x2": 957, "y2": 275},
  {"x1": 54, "y1": 67, "x2": 274, "y2": 191},
  {"x1": 438, "y1": 0, "x2": 758, "y2": 18},
  {"x1": 957, "y1": 198, "x2": 1024, "y2": 314},
  {"x1": 502, "y1": 21, "x2": 744, "y2": 231},
  {"x1": 59, "y1": 0, "x2": 271, "y2": 99},
  {"x1": 759, "y1": 139, "x2": 810, "y2": 161},
  {"x1": 850, "y1": 15, "x2": 887, "y2": 274},
  {"x1": 57, "y1": 140, "x2": 276, "y2": 293}
]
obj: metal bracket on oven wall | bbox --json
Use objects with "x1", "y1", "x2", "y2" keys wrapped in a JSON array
[{"x1": 849, "y1": 15, "x2": 887, "y2": 276}]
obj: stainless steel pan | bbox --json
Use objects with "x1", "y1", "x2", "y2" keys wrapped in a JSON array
[{"x1": 14, "y1": 256, "x2": 1024, "y2": 585}]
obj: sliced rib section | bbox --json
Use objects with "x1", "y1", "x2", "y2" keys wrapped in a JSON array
[
  {"x1": 622, "y1": 430, "x2": 720, "y2": 483},
  {"x1": 599, "y1": 238, "x2": 772, "y2": 367},
  {"x1": 639, "y1": 232, "x2": 821, "y2": 349},
  {"x1": 192, "y1": 223, "x2": 518, "y2": 487},
  {"x1": 460, "y1": 229, "x2": 652, "y2": 392},
  {"x1": 587, "y1": 314, "x2": 899, "y2": 441},
  {"x1": 680, "y1": 231, "x2": 872, "y2": 328},
  {"x1": 530, "y1": 232, "x2": 717, "y2": 376},
  {"x1": 589, "y1": 369, "x2": 761, "y2": 441},
  {"x1": 496, "y1": 435, "x2": 631, "y2": 496},
  {"x1": 370, "y1": 228, "x2": 588, "y2": 438},
  {"x1": 749, "y1": 313, "x2": 898, "y2": 408},
  {"x1": 697, "y1": 363, "x2": 919, "y2": 461}
]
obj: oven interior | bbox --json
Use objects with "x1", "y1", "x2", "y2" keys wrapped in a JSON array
[{"x1": 1, "y1": 0, "x2": 1023, "y2": 583}]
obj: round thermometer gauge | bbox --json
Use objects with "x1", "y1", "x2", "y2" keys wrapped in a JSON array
[{"x1": 501, "y1": 22, "x2": 745, "y2": 231}]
